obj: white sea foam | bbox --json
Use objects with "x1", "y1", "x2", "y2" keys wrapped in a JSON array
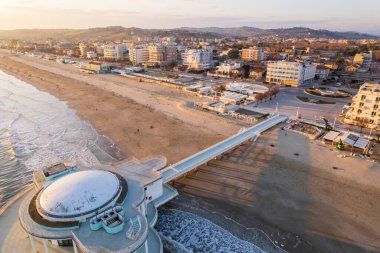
[{"x1": 156, "y1": 209, "x2": 267, "y2": 253}]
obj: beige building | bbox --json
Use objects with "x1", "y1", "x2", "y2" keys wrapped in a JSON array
[
  {"x1": 129, "y1": 45, "x2": 149, "y2": 65},
  {"x1": 103, "y1": 44, "x2": 125, "y2": 60},
  {"x1": 148, "y1": 44, "x2": 177, "y2": 66},
  {"x1": 266, "y1": 61, "x2": 316, "y2": 87},
  {"x1": 241, "y1": 46, "x2": 264, "y2": 62},
  {"x1": 344, "y1": 82, "x2": 380, "y2": 130}
]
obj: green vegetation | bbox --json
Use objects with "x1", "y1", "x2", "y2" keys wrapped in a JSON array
[
  {"x1": 227, "y1": 49, "x2": 240, "y2": 59},
  {"x1": 297, "y1": 96, "x2": 336, "y2": 104}
]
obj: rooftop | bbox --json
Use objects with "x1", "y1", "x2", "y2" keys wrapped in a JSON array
[{"x1": 38, "y1": 170, "x2": 121, "y2": 218}]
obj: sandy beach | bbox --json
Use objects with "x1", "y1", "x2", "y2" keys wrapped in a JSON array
[
  {"x1": 171, "y1": 126, "x2": 380, "y2": 253},
  {"x1": 0, "y1": 54, "x2": 240, "y2": 164},
  {"x1": 1, "y1": 52, "x2": 380, "y2": 253}
]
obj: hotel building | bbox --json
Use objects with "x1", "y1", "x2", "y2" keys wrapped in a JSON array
[
  {"x1": 266, "y1": 61, "x2": 316, "y2": 87},
  {"x1": 344, "y1": 82, "x2": 380, "y2": 130},
  {"x1": 181, "y1": 49, "x2": 213, "y2": 70}
]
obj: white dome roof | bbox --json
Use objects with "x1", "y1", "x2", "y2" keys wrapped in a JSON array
[{"x1": 38, "y1": 170, "x2": 120, "y2": 217}]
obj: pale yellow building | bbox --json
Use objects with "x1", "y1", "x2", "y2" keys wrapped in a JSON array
[
  {"x1": 241, "y1": 46, "x2": 264, "y2": 62},
  {"x1": 344, "y1": 82, "x2": 380, "y2": 130}
]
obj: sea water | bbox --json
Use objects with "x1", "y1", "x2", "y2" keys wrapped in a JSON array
[{"x1": 0, "y1": 70, "x2": 123, "y2": 207}]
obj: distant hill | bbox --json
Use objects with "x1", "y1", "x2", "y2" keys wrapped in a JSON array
[
  {"x1": 0, "y1": 26, "x2": 378, "y2": 42},
  {"x1": 180, "y1": 26, "x2": 379, "y2": 40}
]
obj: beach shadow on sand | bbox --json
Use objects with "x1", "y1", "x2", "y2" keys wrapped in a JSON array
[{"x1": 163, "y1": 125, "x2": 380, "y2": 253}]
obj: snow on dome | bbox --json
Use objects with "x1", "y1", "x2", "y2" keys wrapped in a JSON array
[{"x1": 38, "y1": 170, "x2": 120, "y2": 217}]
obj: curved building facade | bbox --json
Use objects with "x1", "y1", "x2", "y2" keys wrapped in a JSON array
[{"x1": 18, "y1": 158, "x2": 178, "y2": 253}]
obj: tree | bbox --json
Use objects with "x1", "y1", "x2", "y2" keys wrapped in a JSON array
[
  {"x1": 255, "y1": 93, "x2": 264, "y2": 104},
  {"x1": 227, "y1": 49, "x2": 240, "y2": 59},
  {"x1": 337, "y1": 139, "x2": 344, "y2": 150},
  {"x1": 242, "y1": 64, "x2": 250, "y2": 79},
  {"x1": 271, "y1": 86, "x2": 280, "y2": 97},
  {"x1": 335, "y1": 57, "x2": 346, "y2": 71}
]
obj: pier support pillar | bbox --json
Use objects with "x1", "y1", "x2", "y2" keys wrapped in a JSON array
[
  {"x1": 28, "y1": 235, "x2": 37, "y2": 253},
  {"x1": 42, "y1": 239, "x2": 49, "y2": 253},
  {"x1": 73, "y1": 240, "x2": 79, "y2": 253},
  {"x1": 144, "y1": 240, "x2": 148, "y2": 252}
]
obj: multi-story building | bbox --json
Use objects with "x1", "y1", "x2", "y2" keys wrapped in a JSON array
[
  {"x1": 129, "y1": 45, "x2": 149, "y2": 65},
  {"x1": 266, "y1": 61, "x2": 316, "y2": 87},
  {"x1": 182, "y1": 49, "x2": 213, "y2": 70},
  {"x1": 241, "y1": 46, "x2": 264, "y2": 62},
  {"x1": 104, "y1": 44, "x2": 124, "y2": 60},
  {"x1": 79, "y1": 43, "x2": 90, "y2": 58},
  {"x1": 344, "y1": 82, "x2": 380, "y2": 130},
  {"x1": 147, "y1": 44, "x2": 177, "y2": 66}
]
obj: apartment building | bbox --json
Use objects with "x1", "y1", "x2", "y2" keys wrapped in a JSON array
[
  {"x1": 129, "y1": 45, "x2": 149, "y2": 65},
  {"x1": 266, "y1": 61, "x2": 316, "y2": 87},
  {"x1": 103, "y1": 44, "x2": 125, "y2": 60},
  {"x1": 182, "y1": 49, "x2": 213, "y2": 70},
  {"x1": 148, "y1": 44, "x2": 177, "y2": 66},
  {"x1": 241, "y1": 46, "x2": 264, "y2": 62},
  {"x1": 344, "y1": 82, "x2": 380, "y2": 130}
]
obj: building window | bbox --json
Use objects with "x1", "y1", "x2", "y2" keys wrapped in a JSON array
[
  {"x1": 372, "y1": 111, "x2": 377, "y2": 116},
  {"x1": 357, "y1": 109, "x2": 362, "y2": 114},
  {"x1": 374, "y1": 104, "x2": 379, "y2": 109},
  {"x1": 359, "y1": 102, "x2": 364, "y2": 107},
  {"x1": 361, "y1": 95, "x2": 366, "y2": 100}
]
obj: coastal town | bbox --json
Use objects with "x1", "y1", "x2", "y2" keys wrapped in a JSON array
[
  {"x1": 0, "y1": 3, "x2": 379, "y2": 253},
  {"x1": 1, "y1": 32, "x2": 379, "y2": 152}
]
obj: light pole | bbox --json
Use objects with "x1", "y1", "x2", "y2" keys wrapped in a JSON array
[{"x1": 275, "y1": 101, "x2": 279, "y2": 114}]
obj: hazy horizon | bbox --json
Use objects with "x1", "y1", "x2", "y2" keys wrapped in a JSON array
[{"x1": 0, "y1": 0, "x2": 379, "y2": 35}]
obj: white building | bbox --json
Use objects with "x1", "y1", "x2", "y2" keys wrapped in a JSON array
[
  {"x1": 129, "y1": 45, "x2": 149, "y2": 65},
  {"x1": 226, "y1": 81, "x2": 269, "y2": 96},
  {"x1": 104, "y1": 44, "x2": 125, "y2": 60},
  {"x1": 315, "y1": 65, "x2": 330, "y2": 80},
  {"x1": 17, "y1": 158, "x2": 178, "y2": 253},
  {"x1": 216, "y1": 62, "x2": 241, "y2": 75},
  {"x1": 86, "y1": 51, "x2": 97, "y2": 59},
  {"x1": 266, "y1": 61, "x2": 316, "y2": 87},
  {"x1": 182, "y1": 49, "x2": 213, "y2": 70}
]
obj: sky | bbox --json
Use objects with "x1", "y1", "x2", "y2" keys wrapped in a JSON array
[{"x1": 0, "y1": 0, "x2": 379, "y2": 35}]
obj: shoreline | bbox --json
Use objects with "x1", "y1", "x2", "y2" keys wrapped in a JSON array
[{"x1": 0, "y1": 55, "x2": 236, "y2": 164}]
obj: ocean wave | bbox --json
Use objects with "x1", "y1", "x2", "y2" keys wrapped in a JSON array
[
  {"x1": 0, "y1": 70, "x2": 120, "y2": 206},
  {"x1": 156, "y1": 209, "x2": 267, "y2": 253}
]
